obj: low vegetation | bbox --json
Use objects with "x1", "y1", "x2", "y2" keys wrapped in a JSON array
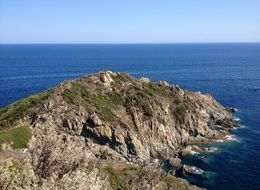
[
  {"x1": 63, "y1": 81, "x2": 125, "y2": 123},
  {"x1": 124, "y1": 87, "x2": 154, "y2": 117},
  {"x1": 105, "y1": 164, "x2": 149, "y2": 190},
  {"x1": 173, "y1": 99, "x2": 196, "y2": 123},
  {"x1": 63, "y1": 82, "x2": 90, "y2": 103},
  {"x1": 0, "y1": 90, "x2": 51, "y2": 128},
  {"x1": 0, "y1": 125, "x2": 32, "y2": 151},
  {"x1": 165, "y1": 176, "x2": 190, "y2": 190},
  {"x1": 157, "y1": 115, "x2": 167, "y2": 126},
  {"x1": 104, "y1": 164, "x2": 191, "y2": 190},
  {"x1": 110, "y1": 73, "x2": 132, "y2": 86},
  {"x1": 63, "y1": 73, "x2": 196, "y2": 125}
]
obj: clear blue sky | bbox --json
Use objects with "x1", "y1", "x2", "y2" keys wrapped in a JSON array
[{"x1": 0, "y1": 0, "x2": 259, "y2": 43}]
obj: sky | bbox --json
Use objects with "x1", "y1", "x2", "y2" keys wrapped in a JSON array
[{"x1": 0, "y1": 0, "x2": 260, "y2": 44}]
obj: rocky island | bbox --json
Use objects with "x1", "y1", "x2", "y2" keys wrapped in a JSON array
[{"x1": 0, "y1": 71, "x2": 239, "y2": 189}]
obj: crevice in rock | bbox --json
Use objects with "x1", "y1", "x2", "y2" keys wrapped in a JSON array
[
  {"x1": 125, "y1": 133, "x2": 137, "y2": 155},
  {"x1": 81, "y1": 124, "x2": 121, "y2": 150}
]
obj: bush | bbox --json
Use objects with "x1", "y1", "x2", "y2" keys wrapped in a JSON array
[
  {"x1": 87, "y1": 96, "x2": 117, "y2": 121},
  {"x1": 124, "y1": 88, "x2": 153, "y2": 117},
  {"x1": 105, "y1": 164, "x2": 140, "y2": 190}
]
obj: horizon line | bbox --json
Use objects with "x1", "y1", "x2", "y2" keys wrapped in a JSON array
[{"x1": 1, "y1": 42, "x2": 260, "y2": 45}]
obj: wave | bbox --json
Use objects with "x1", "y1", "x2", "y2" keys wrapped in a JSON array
[
  {"x1": 248, "y1": 88, "x2": 260, "y2": 93},
  {"x1": 215, "y1": 135, "x2": 238, "y2": 142},
  {"x1": 0, "y1": 72, "x2": 87, "y2": 81}
]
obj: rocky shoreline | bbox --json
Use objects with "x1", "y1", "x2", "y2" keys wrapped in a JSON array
[{"x1": 0, "y1": 71, "x2": 239, "y2": 189}]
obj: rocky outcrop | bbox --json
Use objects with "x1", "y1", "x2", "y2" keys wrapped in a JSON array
[
  {"x1": 180, "y1": 145, "x2": 219, "y2": 156},
  {"x1": 0, "y1": 71, "x2": 239, "y2": 189}
]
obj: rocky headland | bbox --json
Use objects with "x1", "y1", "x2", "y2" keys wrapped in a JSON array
[{"x1": 0, "y1": 71, "x2": 239, "y2": 189}]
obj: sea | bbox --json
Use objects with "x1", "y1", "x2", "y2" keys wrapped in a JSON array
[{"x1": 0, "y1": 43, "x2": 260, "y2": 190}]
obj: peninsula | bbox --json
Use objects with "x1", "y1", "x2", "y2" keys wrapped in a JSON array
[{"x1": 0, "y1": 71, "x2": 239, "y2": 189}]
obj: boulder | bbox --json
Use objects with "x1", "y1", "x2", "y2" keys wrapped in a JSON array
[
  {"x1": 140, "y1": 77, "x2": 150, "y2": 83},
  {"x1": 169, "y1": 157, "x2": 182, "y2": 170},
  {"x1": 225, "y1": 107, "x2": 236, "y2": 113},
  {"x1": 181, "y1": 145, "x2": 204, "y2": 155},
  {"x1": 182, "y1": 165, "x2": 204, "y2": 175}
]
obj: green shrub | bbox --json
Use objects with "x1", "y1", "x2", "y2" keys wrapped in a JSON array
[
  {"x1": 105, "y1": 165, "x2": 138, "y2": 190},
  {"x1": 106, "y1": 91, "x2": 123, "y2": 105},
  {"x1": 111, "y1": 73, "x2": 132, "y2": 85},
  {"x1": 141, "y1": 101, "x2": 153, "y2": 116},
  {"x1": 145, "y1": 83, "x2": 168, "y2": 96},
  {"x1": 165, "y1": 175, "x2": 190, "y2": 190},
  {"x1": 157, "y1": 116, "x2": 166, "y2": 126},
  {"x1": 174, "y1": 103, "x2": 187, "y2": 123},
  {"x1": 124, "y1": 88, "x2": 153, "y2": 117},
  {"x1": 183, "y1": 99, "x2": 196, "y2": 112},
  {"x1": 172, "y1": 97, "x2": 196, "y2": 123},
  {"x1": 63, "y1": 82, "x2": 89, "y2": 103},
  {"x1": 85, "y1": 96, "x2": 117, "y2": 122},
  {"x1": 105, "y1": 165, "x2": 128, "y2": 190}
]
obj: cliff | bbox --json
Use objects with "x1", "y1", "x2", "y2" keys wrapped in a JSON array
[{"x1": 0, "y1": 71, "x2": 239, "y2": 189}]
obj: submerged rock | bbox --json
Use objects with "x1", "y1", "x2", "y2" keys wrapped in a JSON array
[{"x1": 204, "y1": 147, "x2": 219, "y2": 153}]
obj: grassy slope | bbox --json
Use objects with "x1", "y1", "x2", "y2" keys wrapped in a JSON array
[{"x1": 0, "y1": 125, "x2": 32, "y2": 151}]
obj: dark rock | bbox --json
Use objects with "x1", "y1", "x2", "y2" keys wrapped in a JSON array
[
  {"x1": 216, "y1": 118, "x2": 240, "y2": 129},
  {"x1": 226, "y1": 107, "x2": 236, "y2": 113}
]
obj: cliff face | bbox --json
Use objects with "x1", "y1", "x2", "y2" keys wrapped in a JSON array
[{"x1": 0, "y1": 71, "x2": 238, "y2": 189}]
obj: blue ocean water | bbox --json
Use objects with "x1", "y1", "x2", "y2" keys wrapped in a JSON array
[{"x1": 0, "y1": 44, "x2": 260, "y2": 190}]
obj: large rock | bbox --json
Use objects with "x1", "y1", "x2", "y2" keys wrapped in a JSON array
[
  {"x1": 182, "y1": 165, "x2": 204, "y2": 175},
  {"x1": 181, "y1": 145, "x2": 204, "y2": 155},
  {"x1": 181, "y1": 145, "x2": 219, "y2": 156},
  {"x1": 169, "y1": 157, "x2": 182, "y2": 170}
]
